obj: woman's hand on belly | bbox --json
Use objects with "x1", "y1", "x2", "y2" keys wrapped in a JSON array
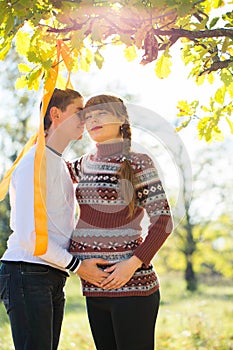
[
  {"x1": 77, "y1": 258, "x2": 110, "y2": 287},
  {"x1": 100, "y1": 256, "x2": 142, "y2": 290}
]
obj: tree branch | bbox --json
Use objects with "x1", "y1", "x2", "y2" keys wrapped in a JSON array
[
  {"x1": 199, "y1": 59, "x2": 233, "y2": 75},
  {"x1": 153, "y1": 27, "x2": 233, "y2": 40}
]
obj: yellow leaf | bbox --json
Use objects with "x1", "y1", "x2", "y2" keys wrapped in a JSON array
[
  {"x1": 212, "y1": 127, "x2": 224, "y2": 142},
  {"x1": 28, "y1": 68, "x2": 43, "y2": 91},
  {"x1": 56, "y1": 74, "x2": 68, "y2": 89},
  {"x1": 196, "y1": 75, "x2": 205, "y2": 85},
  {"x1": 0, "y1": 39, "x2": 12, "y2": 60},
  {"x1": 124, "y1": 45, "x2": 137, "y2": 62},
  {"x1": 201, "y1": 105, "x2": 210, "y2": 112},
  {"x1": 79, "y1": 50, "x2": 91, "y2": 72},
  {"x1": 213, "y1": 0, "x2": 224, "y2": 8},
  {"x1": 85, "y1": 48, "x2": 94, "y2": 65},
  {"x1": 154, "y1": 54, "x2": 171, "y2": 79},
  {"x1": 228, "y1": 47, "x2": 233, "y2": 55},
  {"x1": 227, "y1": 82, "x2": 233, "y2": 98},
  {"x1": 28, "y1": 78, "x2": 40, "y2": 91},
  {"x1": 15, "y1": 76, "x2": 27, "y2": 89},
  {"x1": 226, "y1": 117, "x2": 233, "y2": 134},
  {"x1": 15, "y1": 30, "x2": 31, "y2": 56},
  {"x1": 18, "y1": 63, "x2": 31, "y2": 73},
  {"x1": 214, "y1": 86, "x2": 226, "y2": 104},
  {"x1": 175, "y1": 126, "x2": 183, "y2": 132},
  {"x1": 177, "y1": 100, "x2": 191, "y2": 116},
  {"x1": 208, "y1": 73, "x2": 215, "y2": 84},
  {"x1": 202, "y1": 2, "x2": 211, "y2": 13}
]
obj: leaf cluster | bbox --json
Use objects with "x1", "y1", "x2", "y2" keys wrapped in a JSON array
[{"x1": 0, "y1": 0, "x2": 233, "y2": 141}]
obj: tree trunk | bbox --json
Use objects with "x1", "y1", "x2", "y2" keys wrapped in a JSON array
[{"x1": 185, "y1": 259, "x2": 197, "y2": 291}]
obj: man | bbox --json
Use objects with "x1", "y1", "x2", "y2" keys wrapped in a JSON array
[{"x1": 0, "y1": 88, "x2": 108, "y2": 350}]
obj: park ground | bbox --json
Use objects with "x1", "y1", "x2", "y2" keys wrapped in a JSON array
[{"x1": 0, "y1": 272, "x2": 232, "y2": 350}]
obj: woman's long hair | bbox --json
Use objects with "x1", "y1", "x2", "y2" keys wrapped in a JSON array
[{"x1": 85, "y1": 94, "x2": 136, "y2": 217}]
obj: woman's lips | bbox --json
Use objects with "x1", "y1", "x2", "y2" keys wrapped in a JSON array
[{"x1": 91, "y1": 126, "x2": 103, "y2": 131}]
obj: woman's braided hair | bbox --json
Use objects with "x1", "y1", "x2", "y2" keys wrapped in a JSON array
[{"x1": 85, "y1": 94, "x2": 136, "y2": 217}]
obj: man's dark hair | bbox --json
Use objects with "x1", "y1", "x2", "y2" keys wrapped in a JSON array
[{"x1": 42, "y1": 88, "x2": 82, "y2": 131}]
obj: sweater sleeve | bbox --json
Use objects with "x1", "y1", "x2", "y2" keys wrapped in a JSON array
[
  {"x1": 133, "y1": 154, "x2": 173, "y2": 266},
  {"x1": 66, "y1": 157, "x2": 83, "y2": 184}
]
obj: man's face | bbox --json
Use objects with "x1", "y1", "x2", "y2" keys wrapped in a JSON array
[{"x1": 58, "y1": 97, "x2": 85, "y2": 141}]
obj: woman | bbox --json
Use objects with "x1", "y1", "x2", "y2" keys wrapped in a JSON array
[
  {"x1": 69, "y1": 94, "x2": 173, "y2": 350},
  {"x1": 0, "y1": 89, "x2": 108, "y2": 350}
]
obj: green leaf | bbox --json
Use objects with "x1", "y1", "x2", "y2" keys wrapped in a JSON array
[
  {"x1": 0, "y1": 5, "x2": 7, "y2": 28},
  {"x1": 91, "y1": 21, "x2": 106, "y2": 43},
  {"x1": 221, "y1": 37, "x2": 229, "y2": 53},
  {"x1": 70, "y1": 31, "x2": 85, "y2": 51},
  {"x1": 94, "y1": 50, "x2": 104, "y2": 69},
  {"x1": 221, "y1": 70, "x2": 233, "y2": 87},
  {"x1": 194, "y1": 17, "x2": 209, "y2": 30},
  {"x1": 209, "y1": 17, "x2": 219, "y2": 28},
  {"x1": 176, "y1": 3, "x2": 193, "y2": 17},
  {"x1": 27, "y1": 50, "x2": 41, "y2": 64},
  {"x1": 4, "y1": 13, "x2": 14, "y2": 38}
]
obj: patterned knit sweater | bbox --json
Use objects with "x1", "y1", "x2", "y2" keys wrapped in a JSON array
[{"x1": 69, "y1": 141, "x2": 173, "y2": 297}]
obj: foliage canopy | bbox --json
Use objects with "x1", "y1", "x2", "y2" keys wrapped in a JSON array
[{"x1": 0, "y1": 0, "x2": 233, "y2": 141}]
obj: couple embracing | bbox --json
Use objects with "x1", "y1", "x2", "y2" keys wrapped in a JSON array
[{"x1": 0, "y1": 88, "x2": 173, "y2": 350}]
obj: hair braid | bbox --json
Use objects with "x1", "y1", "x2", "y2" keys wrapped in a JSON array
[{"x1": 118, "y1": 118, "x2": 136, "y2": 218}]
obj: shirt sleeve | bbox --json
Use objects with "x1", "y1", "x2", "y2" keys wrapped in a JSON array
[
  {"x1": 13, "y1": 155, "x2": 74, "y2": 269},
  {"x1": 133, "y1": 154, "x2": 173, "y2": 266}
]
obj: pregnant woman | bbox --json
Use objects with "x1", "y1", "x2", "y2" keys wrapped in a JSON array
[{"x1": 69, "y1": 94, "x2": 173, "y2": 350}]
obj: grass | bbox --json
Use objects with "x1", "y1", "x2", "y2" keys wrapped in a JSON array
[{"x1": 0, "y1": 273, "x2": 232, "y2": 350}]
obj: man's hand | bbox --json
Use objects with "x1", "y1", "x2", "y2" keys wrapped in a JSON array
[
  {"x1": 100, "y1": 256, "x2": 142, "y2": 290},
  {"x1": 76, "y1": 258, "x2": 110, "y2": 287}
]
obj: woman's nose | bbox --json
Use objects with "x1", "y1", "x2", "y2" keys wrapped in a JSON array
[{"x1": 89, "y1": 116, "x2": 99, "y2": 125}]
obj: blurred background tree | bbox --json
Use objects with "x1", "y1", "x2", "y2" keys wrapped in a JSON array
[{"x1": 157, "y1": 142, "x2": 233, "y2": 290}]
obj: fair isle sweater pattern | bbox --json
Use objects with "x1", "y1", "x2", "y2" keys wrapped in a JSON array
[{"x1": 69, "y1": 142, "x2": 173, "y2": 297}]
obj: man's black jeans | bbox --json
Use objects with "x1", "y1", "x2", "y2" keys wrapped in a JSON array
[{"x1": 0, "y1": 261, "x2": 67, "y2": 350}]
